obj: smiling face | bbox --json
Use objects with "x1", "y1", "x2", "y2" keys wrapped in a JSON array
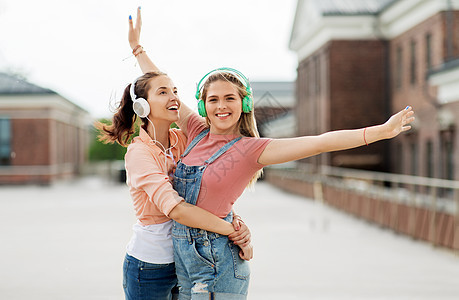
[
  {"x1": 204, "y1": 79, "x2": 243, "y2": 135},
  {"x1": 146, "y1": 75, "x2": 180, "y2": 124}
]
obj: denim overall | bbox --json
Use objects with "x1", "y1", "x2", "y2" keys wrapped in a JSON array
[{"x1": 172, "y1": 129, "x2": 250, "y2": 300}]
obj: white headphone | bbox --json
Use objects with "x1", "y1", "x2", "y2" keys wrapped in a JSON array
[
  {"x1": 130, "y1": 76, "x2": 150, "y2": 118},
  {"x1": 129, "y1": 75, "x2": 179, "y2": 170}
]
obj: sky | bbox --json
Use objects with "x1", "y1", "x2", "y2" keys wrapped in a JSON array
[{"x1": 0, "y1": 0, "x2": 298, "y2": 118}]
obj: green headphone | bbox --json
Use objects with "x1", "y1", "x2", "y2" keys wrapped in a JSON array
[{"x1": 195, "y1": 67, "x2": 253, "y2": 117}]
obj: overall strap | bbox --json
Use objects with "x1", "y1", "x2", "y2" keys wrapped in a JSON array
[
  {"x1": 205, "y1": 136, "x2": 242, "y2": 165},
  {"x1": 182, "y1": 128, "x2": 210, "y2": 158}
]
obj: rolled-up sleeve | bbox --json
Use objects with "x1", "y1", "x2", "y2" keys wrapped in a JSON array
[{"x1": 125, "y1": 143, "x2": 182, "y2": 217}]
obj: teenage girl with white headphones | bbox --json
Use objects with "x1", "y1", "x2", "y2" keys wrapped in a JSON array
[{"x1": 129, "y1": 8, "x2": 415, "y2": 299}]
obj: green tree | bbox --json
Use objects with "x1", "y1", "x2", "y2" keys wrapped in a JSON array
[
  {"x1": 88, "y1": 119, "x2": 179, "y2": 161},
  {"x1": 88, "y1": 118, "x2": 130, "y2": 161}
]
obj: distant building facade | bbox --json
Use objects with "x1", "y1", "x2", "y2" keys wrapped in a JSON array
[
  {"x1": 0, "y1": 73, "x2": 91, "y2": 184},
  {"x1": 251, "y1": 81, "x2": 296, "y2": 138},
  {"x1": 289, "y1": 0, "x2": 459, "y2": 180}
]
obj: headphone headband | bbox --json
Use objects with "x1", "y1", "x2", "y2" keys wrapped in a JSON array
[
  {"x1": 130, "y1": 75, "x2": 142, "y2": 101},
  {"x1": 195, "y1": 67, "x2": 252, "y2": 101}
]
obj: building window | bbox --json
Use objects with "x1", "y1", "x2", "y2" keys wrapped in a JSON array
[
  {"x1": 410, "y1": 40, "x2": 417, "y2": 85},
  {"x1": 395, "y1": 142, "x2": 403, "y2": 174},
  {"x1": 426, "y1": 140, "x2": 433, "y2": 177},
  {"x1": 396, "y1": 46, "x2": 402, "y2": 89},
  {"x1": 304, "y1": 61, "x2": 310, "y2": 97},
  {"x1": 425, "y1": 33, "x2": 432, "y2": 70},
  {"x1": 308, "y1": 61, "x2": 314, "y2": 98},
  {"x1": 441, "y1": 131, "x2": 455, "y2": 180},
  {"x1": 315, "y1": 55, "x2": 320, "y2": 95},
  {"x1": 0, "y1": 118, "x2": 11, "y2": 165},
  {"x1": 410, "y1": 141, "x2": 418, "y2": 176}
]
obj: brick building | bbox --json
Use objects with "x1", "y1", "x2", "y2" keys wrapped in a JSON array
[
  {"x1": 0, "y1": 73, "x2": 91, "y2": 184},
  {"x1": 289, "y1": 0, "x2": 459, "y2": 180}
]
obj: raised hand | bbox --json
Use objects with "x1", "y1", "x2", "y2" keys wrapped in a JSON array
[{"x1": 128, "y1": 7, "x2": 142, "y2": 50}]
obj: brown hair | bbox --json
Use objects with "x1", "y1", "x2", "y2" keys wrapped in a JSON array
[
  {"x1": 200, "y1": 71, "x2": 262, "y2": 186},
  {"x1": 97, "y1": 71, "x2": 166, "y2": 146}
]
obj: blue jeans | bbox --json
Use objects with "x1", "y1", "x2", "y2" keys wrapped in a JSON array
[
  {"x1": 123, "y1": 254, "x2": 179, "y2": 300},
  {"x1": 172, "y1": 222, "x2": 250, "y2": 299}
]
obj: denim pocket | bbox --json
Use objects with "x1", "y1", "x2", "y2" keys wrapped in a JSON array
[
  {"x1": 228, "y1": 243, "x2": 250, "y2": 280},
  {"x1": 191, "y1": 238, "x2": 215, "y2": 268},
  {"x1": 139, "y1": 261, "x2": 173, "y2": 271}
]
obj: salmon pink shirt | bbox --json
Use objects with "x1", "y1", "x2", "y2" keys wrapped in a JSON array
[
  {"x1": 125, "y1": 127, "x2": 186, "y2": 225},
  {"x1": 182, "y1": 114, "x2": 272, "y2": 218}
]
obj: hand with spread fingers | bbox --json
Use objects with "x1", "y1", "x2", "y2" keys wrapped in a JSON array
[
  {"x1": 127, "y1": 7, "x2": 160, "y2": 73},
  {"x1": 128, "y1": 7, "x2": 142, "y2": 50},
  {"x1": 384, "y1": 106, "x2": 415, "y2": 139}
]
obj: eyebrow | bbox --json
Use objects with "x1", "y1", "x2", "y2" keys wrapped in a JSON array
[
  {"x1": 156, "y1": 86, "x2": 177, "y2": 92},
  {"x1": 208, "y1": 93, "x2": 237, "y2": 98}
]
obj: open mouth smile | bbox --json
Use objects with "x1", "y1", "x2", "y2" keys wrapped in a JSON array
[{"x1": 216, "y1": 113, "x2": 231, "y2": 118}]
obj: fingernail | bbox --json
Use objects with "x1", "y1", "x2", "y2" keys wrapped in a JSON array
[
  {"x1": 405, "y1": 106, "x2": 410, "y2": 110},
  {"x1": 129, "y1": 15, "x2": 132, "y2": 20}
]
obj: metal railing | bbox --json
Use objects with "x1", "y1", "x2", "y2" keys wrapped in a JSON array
[{"x1": 266, "y1": 164, "x2": 459, "y2": 250}]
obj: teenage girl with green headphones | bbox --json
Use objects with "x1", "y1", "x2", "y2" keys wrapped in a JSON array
[{"x1": 129, "y1": 8, "x2": 415, "y2": 299}]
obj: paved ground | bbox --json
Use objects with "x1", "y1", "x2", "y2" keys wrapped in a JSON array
[{"x1": 1, "y1": 177, "x2": 459, "y2": 299}]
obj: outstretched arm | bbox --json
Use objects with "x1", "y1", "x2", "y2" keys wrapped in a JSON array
[
  {"x1": 128, "y1": 7, "x2": 199, "y2": 135},
  {"x1": 259, "y1": 106, "x2": 415, "y2": 165}
]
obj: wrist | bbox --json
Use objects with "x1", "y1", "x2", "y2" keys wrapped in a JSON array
[
  {"x1": 130, "y1": 41, "x2": 140, "y2": 50},
  {"x1": 371, "y1": 124, "x2": 389, "y2": 143},
  {"x1": 132, "y1": 45, "x2": 144, "y2": 57},
  {"x1": 379, "y1": 124, "x2": 392, "y2": 140},
  {"x1": 225, "y1": 222, "x2": 236, "y2": 235}
]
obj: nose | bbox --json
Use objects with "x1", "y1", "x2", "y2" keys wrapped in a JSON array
[{"x1": 217, "y1": 99, "x2": 227, "y2": 109}]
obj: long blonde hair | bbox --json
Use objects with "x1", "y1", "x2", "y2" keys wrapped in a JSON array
[{"x1": 200, "y1": 71, "x2": 263, "y2": 186}]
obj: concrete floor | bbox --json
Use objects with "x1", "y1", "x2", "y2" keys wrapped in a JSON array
[{"x1": 1, "y1": 177, "x2": 458, "y2": 299}]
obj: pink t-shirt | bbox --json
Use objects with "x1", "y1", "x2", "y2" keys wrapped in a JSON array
[{"x1": 181, "y1": 114, "x2": 271, "y2": 218}]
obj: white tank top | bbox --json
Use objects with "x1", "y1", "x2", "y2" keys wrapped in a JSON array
[{"x1": 126, "y1": 219, "x2": 174, "y2": 264}]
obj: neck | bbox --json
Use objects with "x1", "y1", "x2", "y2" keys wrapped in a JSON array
[
  {"x1": 209, "y1": 128, "x2": 240, "y2": 135},
  {"x1": 146, "y1": 118, "x2": 171, "y2": 149},
  {"x1": 208, "y1": 122, "x2": 241, "y2": 136}
]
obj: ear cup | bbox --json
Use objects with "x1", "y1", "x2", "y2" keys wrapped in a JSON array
[
  {"x1": 133, "y1": 98, "x2": 150, "y2": 118},
  {"x1": 242, "y1": 95, "x2": 253, "y2": 113},
  {"x1": 197, "y1": 100, "x2": 207, "y2": 117}
]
